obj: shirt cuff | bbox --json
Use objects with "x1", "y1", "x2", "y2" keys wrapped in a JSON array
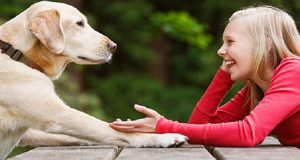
[{"x1": 156, "y1": 116, "x2": 168, "y2": 134}]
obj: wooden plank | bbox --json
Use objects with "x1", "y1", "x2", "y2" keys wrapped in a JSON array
[
  {"x1": 116, "y1": 146, "x2": 215, "y2": 160},
  {"x1": 180, "y1": 144, "x2": 204, "y2": 148},
  {"x1": 8, "y1": 146, "x2": 119, "y2": 160},
  {"x1": 211, "y1": 146, "x2": 300, "y2": 160},
  {"x1": 9, "y1": 137, "x2": 300, "y2": 160},
  {"x1": 210, "y1": 137, "x2": 300, "y2": 160}
]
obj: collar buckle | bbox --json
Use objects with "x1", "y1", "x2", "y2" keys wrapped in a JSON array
[
  {"x1": 11, "y1": 50, "x2": 23, "y2": 61},
  {"x1": 0, "y1": 40, "x2": 23, "y2": 60},
  {"x1": 0, "y1": 40, "x2": 12, "y2": 53}
]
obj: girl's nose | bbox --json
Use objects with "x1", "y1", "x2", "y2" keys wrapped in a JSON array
[{"x1": 217, "y1": 44, "x2": 226, "y2": 57}]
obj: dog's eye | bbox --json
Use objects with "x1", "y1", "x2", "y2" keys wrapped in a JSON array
[{"x1": 76, "y1": 21, "x2": 84, "y2": 27}]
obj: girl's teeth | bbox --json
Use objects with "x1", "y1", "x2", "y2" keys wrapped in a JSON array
[{"x1": 225, "y1": 61, "x2": 235, "y2": 65}]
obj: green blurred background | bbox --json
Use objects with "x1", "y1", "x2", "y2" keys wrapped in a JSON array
[{"x1": 2, "y1": 0, "x2": 300, "y2": 158}]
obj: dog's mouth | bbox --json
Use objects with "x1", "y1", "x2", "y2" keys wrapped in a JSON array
[
  {"x1": 78, "y1": 56, "x2": 100, "y2": 63},
  {"x1": 77, "y1": 54, "x2": 112, "y2": 64}
]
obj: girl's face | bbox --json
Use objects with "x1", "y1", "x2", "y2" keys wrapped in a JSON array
[{"x1": 217, "y1": 19, "x2": 255, "y2": 81}]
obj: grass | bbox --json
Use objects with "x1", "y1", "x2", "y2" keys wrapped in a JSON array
[{"x1": 7, "y1": 146, "x2": 34, "y2": 159}]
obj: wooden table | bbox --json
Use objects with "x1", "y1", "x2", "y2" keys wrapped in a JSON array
[{"x1": 9, "y1": 137, "x2": 300, "y2": 160}]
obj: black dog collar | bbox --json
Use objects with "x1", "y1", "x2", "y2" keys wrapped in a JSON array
[
  {"x1": 0, "y1": 39, "x2": 23, "y2": 60},
  {"x1": 0, "y1": 39, "x2": 44, "y2": 72}
]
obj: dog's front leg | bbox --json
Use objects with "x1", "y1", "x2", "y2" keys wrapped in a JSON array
[
  {"x1": 13, "y1": 82, "x2": 186, "y2": 148},
  {"x1": 39, "y1": 104, "x2": 187, "y2": 147},
  {"x1": 41, "y1": 105, "x2": 134, "y2": 146},
  {"x1": 19, "y1": 129, "x2": 96, "y2": 147}
]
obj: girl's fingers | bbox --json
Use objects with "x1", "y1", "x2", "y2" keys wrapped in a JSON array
[
  {"x1": 110, "y1": 120, "x2": 140, "y2": 127},
  {"x1": 116, "y1": 118, "x2": 122, "y2": 122},
  {"x1": 110, "y1": 123, "x2": 152, "y2": 133},
  {"x1": 134, "y1": 104, "x2": 159, "y2": 117},
  {"x1": 109, "y1": 124, "x2": 136, "y2": 133},
  {"x1": 113, "y1": 118, "x2": 131, "y2": 123},
  {"x1": 110, "y1": 123, "x2": 149, "y2": 133},
  {"x1": 110, "y1": 124, "x2": 134, "y2": 129}
]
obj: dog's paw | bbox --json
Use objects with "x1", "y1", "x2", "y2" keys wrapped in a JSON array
[
  {"x1": 151, "y1": 133, "x2": 188, "y2": 148},
  {"x1": 126, "y1": 133, "x2": 188, "y2": 148}
]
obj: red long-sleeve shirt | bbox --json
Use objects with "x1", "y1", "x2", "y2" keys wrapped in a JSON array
[{"x1": 156, "y1": 57, "x2": 300, "y2": 148}]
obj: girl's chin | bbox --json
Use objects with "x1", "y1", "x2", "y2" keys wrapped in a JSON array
[
  {"x1": 230, "y1": 74, "x2": 247, "y2": 81},
  {"x1": 230, "y1": 75, "x2": 237, "y2": 81},
  {"x1": 229, "y1": 71, "x2": 240, "y2": 81}
]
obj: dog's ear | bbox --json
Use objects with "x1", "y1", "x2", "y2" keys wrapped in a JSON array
[{"x1": 29, "y1": 9, "x2": 65, "y2": 54}]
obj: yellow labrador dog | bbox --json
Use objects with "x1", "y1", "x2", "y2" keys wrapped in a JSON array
[{"x1": 0, "y1": 1, "x2": 187, "y2": 159}]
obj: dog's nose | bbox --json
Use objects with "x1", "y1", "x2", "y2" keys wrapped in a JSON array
[{"x1": 107, "y1": 41, "x2": 117, "y2": 53}]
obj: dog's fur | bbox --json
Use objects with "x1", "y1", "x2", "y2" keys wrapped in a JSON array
[{"x1": 0, "y1": 1, "x2": 186, "y2": 159}]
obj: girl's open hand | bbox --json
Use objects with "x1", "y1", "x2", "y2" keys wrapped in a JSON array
[{"x1": 109, "y1": 104, "x2": 162, "y2": 133}]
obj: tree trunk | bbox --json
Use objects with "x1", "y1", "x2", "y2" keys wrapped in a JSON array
[{"x1": 151, "y1": 33, "x2": 170, "y2": 85}]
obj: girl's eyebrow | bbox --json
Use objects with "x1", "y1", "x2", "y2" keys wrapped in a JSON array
[
  {"x1": 222, "y1": 35, "x2": 234, "y2": 41},
  {"x1": 224, "y1": 35, "x2": 234, "y2": 39}
]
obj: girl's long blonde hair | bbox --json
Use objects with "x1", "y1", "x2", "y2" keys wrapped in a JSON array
[{"x1": 229, "y1": 6, "x2": 300, "y2": 110}]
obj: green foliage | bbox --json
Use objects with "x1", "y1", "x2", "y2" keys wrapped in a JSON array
[
  {"x1": 86, "y1": 0, "x2": 155, "y2": 71},
  {"x1": 172, "y1": 46, "x2": 220, "y2": 86},
  {"x1": 54, "y1": 71, "x2": 107, "y2": 120},
  {"x1": 88, "y1": 73, "x2": 200, "y2": 122},
  {"x1": 0, "y1": 0, "x2": 56, "y2": 18},
  {"x1": 151, "y1": 11, "x2": 212, "y2": 49},
  {"x1": 0, "y1": 0, "x2": 30, "y2": 17},
  {"x1": 7, "y1": 146, "x2": 33, "y2": 158}
]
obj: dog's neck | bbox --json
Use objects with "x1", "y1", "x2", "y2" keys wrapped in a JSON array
[
  {"x1": 0, "y1": 39, "x2": 44, "y2": 73},
  {"x1": 25, "y1": 41, "x2": 69, "y2": 79},
  {"x1": 0, "y1": 37, "x2": 69, "y2": 80},
  {"x1": 0, "y1": 20, "x2": 69, "y2": 80}
]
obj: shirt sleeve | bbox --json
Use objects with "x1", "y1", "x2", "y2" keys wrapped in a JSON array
[
  {"x1": 189, "y1": 68, "x2": 249, "y2": 124},
  {"x1": 156, "y1": 59, "x2": 300, "y2": 147}
]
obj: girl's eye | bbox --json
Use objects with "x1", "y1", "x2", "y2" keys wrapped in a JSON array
[
  {"x1": 76, "y1": 21, "x2": 84, "y2": 27},
  {"x1": 227, "y1": 39, "x2": 234, "y2": 45}
]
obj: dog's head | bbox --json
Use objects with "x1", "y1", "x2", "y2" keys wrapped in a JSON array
[{"x1": 14, "y1": 1, "x2": 116, "y2": 79}]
